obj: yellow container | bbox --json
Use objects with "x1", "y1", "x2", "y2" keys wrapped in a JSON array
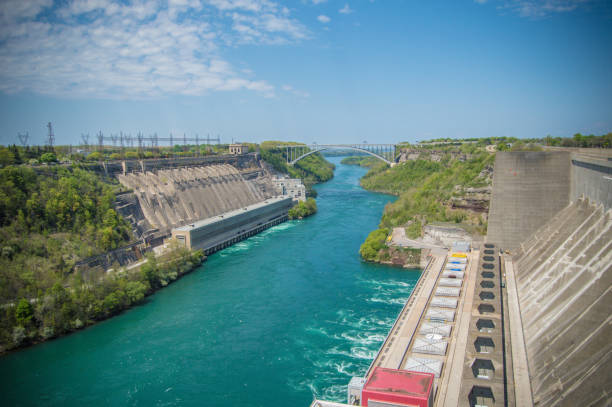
[{"x1": 450, "y1": 253, "x2": 467, "y2": 258}]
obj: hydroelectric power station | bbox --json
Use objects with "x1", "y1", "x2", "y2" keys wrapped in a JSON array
[
  {"x1": 109, "y1": 149, "x2": 305, "y2": 261},
  {"x1": 312, "y1": 149, "x2": 611, "y2": 407}
]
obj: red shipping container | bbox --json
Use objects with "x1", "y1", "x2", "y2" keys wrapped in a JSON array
[{"x1": 362, "y1": 367, "x2": 434, "y2": 407}]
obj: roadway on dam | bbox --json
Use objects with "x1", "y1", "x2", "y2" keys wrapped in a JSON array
[{"x1": 0, "y1": 157, "x2": 421, "y2": 406}]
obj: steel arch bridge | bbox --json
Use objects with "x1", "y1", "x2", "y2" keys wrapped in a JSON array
[{"x1": 279, "y1": 144, "x2": 398, "y2": 166}]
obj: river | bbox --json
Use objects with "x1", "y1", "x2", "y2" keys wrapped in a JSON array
[{"x1": 0, "y1": 157, "x2": 420, "y2": 406}]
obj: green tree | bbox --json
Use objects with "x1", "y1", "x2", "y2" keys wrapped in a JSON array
[
  {"x1": 359, "y1": 228, "x2": 389, "y2": 261},
  {"x1": 87, "y1": 151, "x2": 103, "y2": 161},
  {"x1": 288, "y1": 198, "x2": 317, "y2": 219},
  {"x1": 15, "y1": 299, "x2": 34, "y2": 326},
  {"x1": 40, "y1": 152, "x2": 58, "y2": 163},
  {"x1": 125, "y1": 281, "x2": 147, "y2": 304},
  {"x1": 0, "y1": 147, "x2": 16, "y2": 167}
]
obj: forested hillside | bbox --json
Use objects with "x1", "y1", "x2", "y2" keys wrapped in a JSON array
[
  {"x1": 420, "y1": 132, "x2": 612, "y2": 149},
  {"x1": 351, "y1": 151, "x2": 494, "y2": 262},
  {"x1": 0, "y1": 164, "x2": 205, "y2": 353}
]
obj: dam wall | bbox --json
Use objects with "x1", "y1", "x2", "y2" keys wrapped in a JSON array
[
  {"x1": 116, "y1": 164, "x2": 272, "y2": 236},
  {"x1": 488, "y1": 151, "x2": 611, "y2": 250},
  {"x1": 94, "y1": 153, "x2": 264, "y2": 176},
  {"x1": 571, "y1": 155, "x2": 612, "y2": 210},
  {"x1": 512, "y1": 198, "x2": 611, "y2": 406},
  {"x1": 487, "y1": 152, "x2": 572, "y2": 251}
]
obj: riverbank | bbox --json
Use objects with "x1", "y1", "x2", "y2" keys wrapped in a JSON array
[
  {"x1": 1, "y1": 246, "x2": 204, "y2": 355},
  {"x1": 342, "y1": 151, "x2": 494, "y2": 266}
]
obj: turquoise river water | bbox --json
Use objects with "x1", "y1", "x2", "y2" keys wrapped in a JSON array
[{"x1": 0, "y1": 157, "x2": 420, "y2": 406}]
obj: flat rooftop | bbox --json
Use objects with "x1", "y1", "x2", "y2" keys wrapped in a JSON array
[
  {"x1": 173, "y1": 196, "x2": 291, "y2": 232},
  {"x1": 365, "y1": 367, "x2": 433, "y2": 398}
]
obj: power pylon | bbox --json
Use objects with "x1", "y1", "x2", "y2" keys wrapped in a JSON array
[
  {"x1": 18, "y1": 132, "x2": 29, "y2": 147},
  {"x1": 46, "y1": 122, "x2": 55, "y2": 150}
]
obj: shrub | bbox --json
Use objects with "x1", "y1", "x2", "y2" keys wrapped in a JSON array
[
  {"x1": 15, "y1": 299, "x2": 33, "y2": 326},
  {"x1": 360, "y1": 228, "x2": 389, "y2": 261},
  {"x1": 40, "y1": 152, "x2": 58, "y2": 163},
  {"x1": 87, "y1": 152, "x2": 103, "y2": 161},
  {"x1": 288, "y1": 198, "x2": 317, "y2": 219}
]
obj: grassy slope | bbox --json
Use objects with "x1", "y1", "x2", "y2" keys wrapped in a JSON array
[{"x1": 344, "y1": 151, "x2": 494, "y2": 262}]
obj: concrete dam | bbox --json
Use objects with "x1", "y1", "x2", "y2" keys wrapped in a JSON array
[
  {"x1": 312, "y1": 149, "x2": 611, "y2": 407},
  {"x1": 117, "y1": 164, "x2": 268, "y2": 235},
  {"x1": 114, "y1": 153, "x2": 302, "y2": 256}
]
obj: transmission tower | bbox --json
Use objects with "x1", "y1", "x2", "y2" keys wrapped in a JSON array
[
  {"x1": 46, "y1": 122, "x2": 55, "y2": 149},
  {"x1": 18, "y1": 132, "x2": 29, "y2": 147},
  {"x1": 97, "y1": 131, "x2": 104, "y2": 151},
  {"x1": 137, "y1": 132, "x2": 144, "y2": 153},
  {"x1": 119, "y1": 131, "x2": 125, "y2": 154},
  {"x1": 81, "y1": 133, "x2": 90, "y2": 152}
]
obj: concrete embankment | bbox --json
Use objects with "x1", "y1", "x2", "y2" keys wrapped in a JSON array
[
  {"x1": 487, "y1": 151, "x2": 572, "y2": 251},
  {"x1": 512, "y1": 198, "x2": 611, "y2": 406},
  {"x1": 117, "y1": 164, "x2": 270, "y2": 236},
  {"x1": 488, "y1": 151, "x2": 612, "y2": 251},
  {"x1": 488, "y1": 150, "x2": 611, "y2": 406}
]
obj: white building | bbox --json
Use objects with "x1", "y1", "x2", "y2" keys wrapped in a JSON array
[
  {"x1": 229, "y1": 144, "x2": 249, "y2": 155},
  {"x1": 272, "y1": 176, "x2": 306, "y2": 202}
]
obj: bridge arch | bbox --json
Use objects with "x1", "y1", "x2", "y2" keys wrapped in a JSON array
[{"x1": 289, "y1": 144, "x2": 395, "y2": 166}]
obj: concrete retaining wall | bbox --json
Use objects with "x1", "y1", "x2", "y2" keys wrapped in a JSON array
[
  {"x1": 513, "y1": 199, "x2": 611, "y2": 406},
  {"x1": 571, "y1": 156, "x2": 612, "y2": 210},
  {"x1": 487, "y1": 152, "x2": 571, "y2": 251},
  {"x1": 95, "y1": 153, "x2": 261, "y2": 175}
]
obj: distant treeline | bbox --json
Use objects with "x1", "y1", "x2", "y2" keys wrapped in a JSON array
[
  {"x1": 340, "y1": 156, "x2": 381, "y2": 168},
  {"x1": 0, "y1": 143, "x2": 247, "y2": 166},
  {"x1": 418, "y1": 133, "x2": 612, "y2": 148}
]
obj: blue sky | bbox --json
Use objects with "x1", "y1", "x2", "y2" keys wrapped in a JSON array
[{"x1": 0, "y1": 0, "x2": 610, "y2": 146}]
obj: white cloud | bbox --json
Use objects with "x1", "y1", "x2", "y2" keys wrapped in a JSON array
[
  {"x1": 0, "y1": 0, "x2": 310, "y2": 99},
  {"x1": 282, "y1": 84, "x2": 309, "y2": 98},
  {"x1": 0, "y1": 0, "x2": 52, "y2": 25},
  {"x1": 498, "y1": 0, "x2": 594, "y2": 18},
  {"x1": 474, "y1": 0, "x2": 488, "y2": 4},
  {"x1": 339, "y1": 3, "x2": 354, "y2": 14},
  {"x1": 312, "y1": 0, "x2": 328, "y2": 4},
  {"x1": 317, "y1": 14, "x2": 331, "y2": 23}
]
